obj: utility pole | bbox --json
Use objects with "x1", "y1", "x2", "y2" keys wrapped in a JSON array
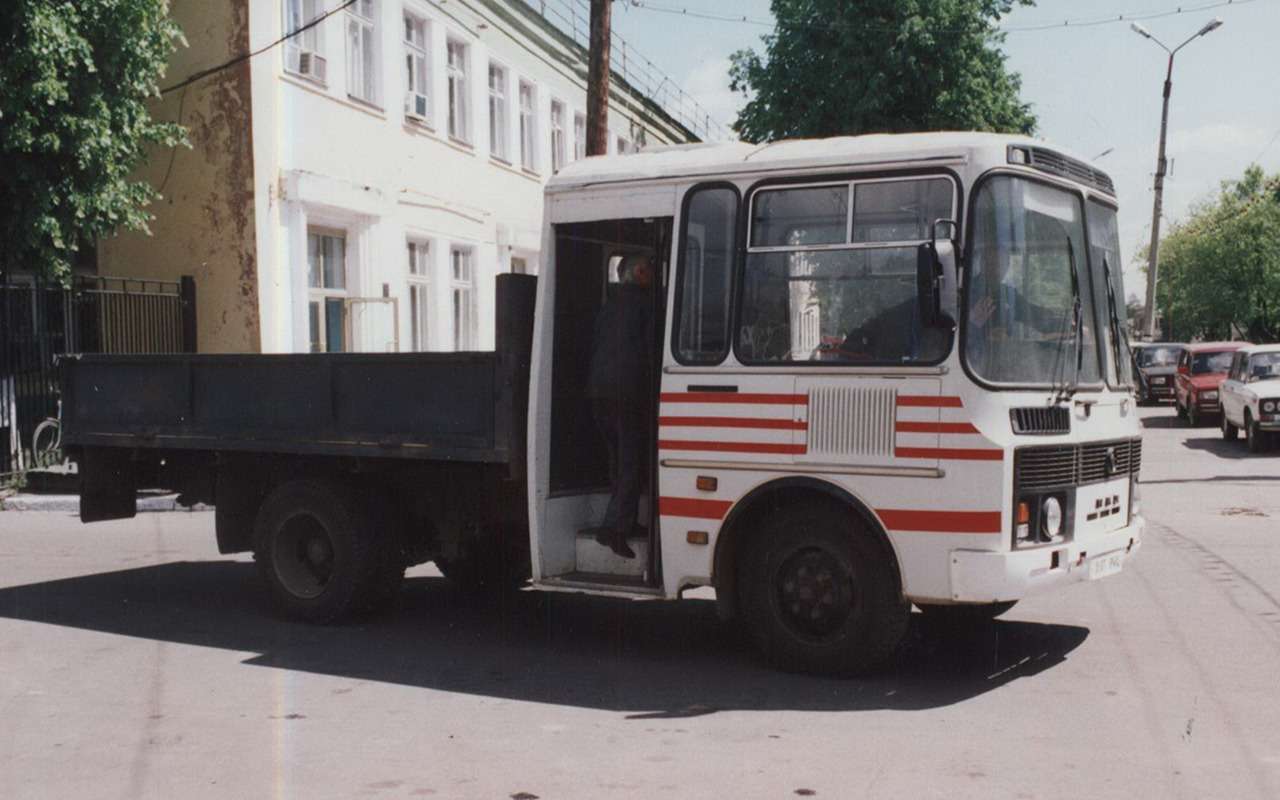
[
  {"x1": 1132, "y1": 18, "x2": 1223, "y2": 340},
  {"x1": 586, "y1": 0, "x2": 611, "y2": 156}
]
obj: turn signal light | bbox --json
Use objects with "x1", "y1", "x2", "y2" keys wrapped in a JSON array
[
  {"x1": 695, "y1": 476, "x2": 718, "y2": 492},
  {"x1": 687, "y1": 531, "x2": 709, "y2": 545},
  {"x1": 1016, "y1": 502, "x2": 1030, "y2": 525}
]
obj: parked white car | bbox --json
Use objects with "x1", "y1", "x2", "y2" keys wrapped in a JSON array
[{"x1": 1220, "y1": 344, "x2": 1280, "y2": 453}]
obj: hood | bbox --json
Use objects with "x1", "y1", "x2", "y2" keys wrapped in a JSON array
[
  {"x1": 1244, "y1": 379, "x2": 1280, "y2": 400},
  {"x1": 1189, "y1": 373, "x2": 1225, "y2": 390}
]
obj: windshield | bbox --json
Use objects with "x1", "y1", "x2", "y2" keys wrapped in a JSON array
[
  {"x1": 1248, "y1": 352, "x2": 1280, "y2": 380},
  {"x1": 965, "y1": 176, "x2": 1102, "y2": 386},
  {"x1": 1138, "y1": 346, "x2": 1180, "y2": 367},
  {"x1": 1191, "y1": 351, "x2": 1234, "y2": 374}
]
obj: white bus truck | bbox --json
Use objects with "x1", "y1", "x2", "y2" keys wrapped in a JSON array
[{"x1": 63, "y1": 132, "x2": 1143, "y2": 675}]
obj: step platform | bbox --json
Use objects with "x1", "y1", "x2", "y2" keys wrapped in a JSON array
[{"x1": 574, "y1": 529, "x2": 650, "y2": 578}]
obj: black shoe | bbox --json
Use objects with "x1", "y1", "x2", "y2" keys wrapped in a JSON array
[{"x1": 609, "y1": 536, "x2": 636, "y2": 560}]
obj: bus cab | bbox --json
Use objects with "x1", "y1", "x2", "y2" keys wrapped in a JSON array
[{"x1": 528, "y1": 132, "x2": 1143, "y2": 674}]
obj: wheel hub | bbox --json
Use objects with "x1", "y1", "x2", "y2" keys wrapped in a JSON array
[{"x1": 776, "y1": 548, "x2": 854, "y2": 640}]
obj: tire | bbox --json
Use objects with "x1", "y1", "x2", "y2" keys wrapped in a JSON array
[
  {"x1": 917, "y1": 600, "x2": 1017, "y2": 628},
  {"x1": 1246, "y1": 412, "x2": 1265, "y2": 454},
  {"x1": 435, "y1": 523, "x2": 531, "y2": 595},
  {"x1": 738, "y1": 502, "x2": 909, "y2": 676},
  {"x1": 1221, "y1": 411, "x2": 1238, "y2": 441},
  {"x1": 253, "y1": 479, "x2": 402, "y2": 623}
]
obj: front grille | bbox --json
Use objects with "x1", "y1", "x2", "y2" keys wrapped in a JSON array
[
  {"x1": 1026, "y1": 146, "x2": 1116, "y2": 196},
  {"x1": 1016, "y1": 438, "x2": 1142, "y2": 491},
  {"x1": 1010, "y1": 406, "x2": 1070, "y2": 435}
]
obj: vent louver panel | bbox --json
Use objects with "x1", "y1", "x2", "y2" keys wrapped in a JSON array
[
  {"x1": 807, "y1": 386, "x2": 896, "y2": 457},
  {"x1": 1010, "y1": 406, "x2": 1070, "y2": 435},
  {"x1": 1027, "y1": 147, "x2": 1116, "y2": 196}
]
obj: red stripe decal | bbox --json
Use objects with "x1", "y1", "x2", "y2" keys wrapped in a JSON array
[
  {"x1": 877, "y1": 509, "x2": 1002, "y2": 534},
  {"x1": 659, "y1": 439, "x2": 807, "y2": 455},
  {"x1": 659, "y1": 497, "x2": 733, "y2": 520},
  {"x1": 896, "y1": 395, "x2": 963, "y2": 408},
  {"x1": 895, "y1": 421, "x2": 979, "y2": 434},
  {"x1": 661, "y1": 392, "x2": 808, "y2": 405},
  {"x1": 659, "y1": 416, "x2": 807, "y2": 430},
  {"x1": 895, "y1": 447, "x2": 1004, "y2": 461}
]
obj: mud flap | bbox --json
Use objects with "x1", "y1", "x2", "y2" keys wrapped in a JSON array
[{"x1": 79, "y1": 447, "x2": 137, "y2": 522}]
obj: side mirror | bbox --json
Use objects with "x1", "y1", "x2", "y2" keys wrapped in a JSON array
[{"x1": 917, "y1": 219, "x2": 958, "y2": 329}]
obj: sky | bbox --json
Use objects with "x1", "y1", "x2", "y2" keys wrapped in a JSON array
[{"x1": 605, "y1": 0, "x2": 1280, "y2": 302}]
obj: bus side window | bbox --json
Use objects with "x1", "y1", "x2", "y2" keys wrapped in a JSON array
[{"x1": 674, "y1": 186, "x2": 738, "y2": 364}]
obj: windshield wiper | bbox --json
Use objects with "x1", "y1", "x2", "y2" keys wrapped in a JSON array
[
  {"x1": 1101, "y1": 255, "x2": 1131, "y2": 388},
  {"x1": 1053, "y1": 237, "x2": 1084, "y2": 405}
]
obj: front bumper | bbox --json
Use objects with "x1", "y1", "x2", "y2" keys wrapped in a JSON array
[
  {"x1": 1195, "y1": 400, "x2": 1221, "y2": 414},
  {"x1": 944, "y1": 517, "x2": 1144, "y2": 603},
  {"x1": 1145, "y1": 384, "x2": 1174, "y2": 399}
]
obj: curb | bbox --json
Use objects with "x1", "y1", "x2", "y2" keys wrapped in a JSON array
[{"x1": 1, "y1": 493, "x2": 212, "y2": 513}]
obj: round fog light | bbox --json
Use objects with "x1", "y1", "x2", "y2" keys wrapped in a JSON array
[{"x1": 1042, "y1": 497, "x2": 1063, "y2": 538}]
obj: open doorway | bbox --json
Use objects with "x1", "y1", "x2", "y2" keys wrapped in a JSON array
[{"x1": 547, "y1": 217, "x2": 672, "y2": 587}]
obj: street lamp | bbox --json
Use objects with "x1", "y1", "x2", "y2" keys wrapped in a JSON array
[{"x1": 1133, "y1": 17, "x2": 1224, "y2": 340}]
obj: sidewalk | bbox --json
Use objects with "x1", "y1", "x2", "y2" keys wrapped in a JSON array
[{"x1": 1, "y1": 491, "x2": 210, "y2": 513}]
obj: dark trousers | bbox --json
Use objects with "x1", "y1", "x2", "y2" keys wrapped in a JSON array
[{"x1": 592, "y1": 396, "x2": 648, "y2": 538}]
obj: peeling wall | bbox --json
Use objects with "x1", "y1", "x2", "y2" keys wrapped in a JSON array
[{"x1": 98, "y1": 0, "x2": 260, "y2": 353}]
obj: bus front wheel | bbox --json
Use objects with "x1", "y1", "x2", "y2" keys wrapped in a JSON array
[{"x1": 738, "y1": 503, "x2": 909, "y2": 676}]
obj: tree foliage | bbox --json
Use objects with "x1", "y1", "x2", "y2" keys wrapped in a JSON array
[
  {"x1": 0, "y1": 0, "x2": 184, "y2": 282},
  {"x1": 729, "y1": 0, "x2": 1037, "y2": 143},
  {"x1": 1145, "y1": 165, "x2": 1280, "y2": 342}
]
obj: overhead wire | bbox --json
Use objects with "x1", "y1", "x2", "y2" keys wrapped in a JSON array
[{"x1": 626, "y1": 0, "x2": 1258, "y2": 35}]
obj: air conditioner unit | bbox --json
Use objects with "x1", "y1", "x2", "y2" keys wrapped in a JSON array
[
  {"x1": 297, "y1": 50, "x2": 327, "y2": 83},
  {"x1": 405, "y1": 92, "x2": 429, "y2": 120}
]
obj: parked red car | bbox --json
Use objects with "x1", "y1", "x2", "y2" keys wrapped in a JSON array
[{"x1": 1175, "y1": 341, "x2": 1251, "y2": 426}]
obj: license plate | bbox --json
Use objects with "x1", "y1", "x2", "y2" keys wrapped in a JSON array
[{"x1": 1088, "y1": 552, "x2": 1125, "y2": 580}]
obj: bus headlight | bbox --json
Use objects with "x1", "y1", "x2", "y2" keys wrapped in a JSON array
[
  {"x1": 1264, "y1": 400, "x2": 1277, "y2": 413},
  {"x1": 1042, "y1": 497, "x2": 1063, "y2": 538}
]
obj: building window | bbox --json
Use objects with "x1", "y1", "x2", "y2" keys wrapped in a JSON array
[
  {"x1": 573, "y1": 111, "x2": 586, "y2": 160},
  {"x1": 283, "y1": 0, "x2": 326, "y2": 83},
  {"x1": 447, "y1": 39, "x2": 470, "y2": 142},
  {"x1": 307, "y1": 230, "x2": 348, "y2": 353},
  {"x1": 488, "y1": 63, "x2": 509, "y2": 161},
  {"x1": 407, "y1": 240, "x2": 431, "y2": 351},
  {"x1": 450, "y1": 247, "x2": 476, "y2": 350},
  {"x1": 617, "y1": 135, "x2": 633, "y2": 155},
  {"x1": 550, "y1": 99, "x2": 566, "y2": 173},
  {"x1": 518, "y1": 80, "x2": 536, "y2": 172},
  {"x1": 404, "y1": 13, "x2": 430, "y2": 123},
  {"x1": 510, "y1": 256, "x2": 528, "y2": 275},
  {"x1": 345, "y1": 0, "x2": 378, "y2": 105}
]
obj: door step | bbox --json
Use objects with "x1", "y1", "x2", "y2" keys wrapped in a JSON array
[{"x1": 575, "y1": 530, "x2": 649, "y2": 577}]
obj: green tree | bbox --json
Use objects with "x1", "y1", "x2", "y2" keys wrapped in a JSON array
[
  {"x1": 1145, "y1": 165, "x2": 1280, "y2": 342},
  {"x1": 0, "y1": 0, "x2": 184, "y2": 283},
  {"x1": 729, "y1": 0, "x2": 1036, "y2": 143}
]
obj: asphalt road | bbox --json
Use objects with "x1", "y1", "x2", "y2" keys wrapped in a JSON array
[{"x1": 2, "y1": 404, "x2": 1279, "y2": 799}]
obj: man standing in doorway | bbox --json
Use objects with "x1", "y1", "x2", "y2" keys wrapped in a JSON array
[{"x1": 585, "y1": 254, "x2": 655, "y2": 559}]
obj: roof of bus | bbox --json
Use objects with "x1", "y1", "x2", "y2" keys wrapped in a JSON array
[
  {"x1": 1185, "y1": 341, "x2": 1251, "y2": 353},
  {"x1": 1239, "y1": 343, "x2": 1280, "y2": 356},
  {"x1": 546, "y1": 131, "x2": 1093, "y2": 191}
]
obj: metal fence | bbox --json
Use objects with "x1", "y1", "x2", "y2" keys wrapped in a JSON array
[
  {"x1": 520, "y1": 0, "x2": 732, "y2": 142},
  {"x1": 0, "y1": 275, "x2": 195, "y2": 475}
]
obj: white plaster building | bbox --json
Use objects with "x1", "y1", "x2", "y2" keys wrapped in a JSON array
[{"x1": 100, "y1": 0, "x2": 706, "y2": 353}]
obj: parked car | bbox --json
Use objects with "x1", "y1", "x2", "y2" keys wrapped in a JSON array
[
  {"x1": 1131, "y1": 342, "x2": 1184, "y2": 403},
  {"x1": 1174, "y1": 342, "x2": 1250, "y2": 426},
  {"x1": 1220, "y1": 344, "x2": 1280, "y2": 452}
]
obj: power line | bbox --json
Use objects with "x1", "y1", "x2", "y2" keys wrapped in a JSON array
[
  {"x1": 160, "y1": 0, "x2": 357, "y2": 95},
  {"x1": 627, "y1": 0, "x2": 1257, "y2": 35}
]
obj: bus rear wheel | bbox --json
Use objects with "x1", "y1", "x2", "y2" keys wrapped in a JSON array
[{"x1": 739, "y1": 503, "x2": 908, "y2": 676}]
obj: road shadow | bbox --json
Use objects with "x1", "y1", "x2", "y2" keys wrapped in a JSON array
[
  {"x1": 0, "y1": 561, "x2": 1089, "y2": 716},
  {"x1": 1140, "y1": 413, "x2": 1187, "y2": 430},
  {"x1": 1183, "y1": 436, "x2": 1279, "y2": 460}
]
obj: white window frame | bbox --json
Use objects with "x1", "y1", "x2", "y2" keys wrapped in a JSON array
[
  {"x1": 283, "y1": 0, "x2": 325, "y2": 82},
  {"x1": 518, "y1": 80, "x2": 537, "y2": 172},
  {"x1": 447, "y1": 38, "x2": 470, "y2": 143},
  {"x1": 345, "y1": 0, "x2": 379, "y2": 105},
  {"x1": 573, "y1": 111, "x2": 586, "y2": 161},
  {"x1": 407, "y1": 239, "x2": 432, "y2": 351},
  {"x1": 450, "y1": 246, "x2": 477, "y2": 350},
  {"x1": 403, "y1": 12, "x2": 431, "y2": 124},
  {"x1": 307, "y1": 228, "x2": 350, "y2": 353},
  {"x1": 550, "y1": 99, "x2": 566, "y2": 173},
  {"x1": 488, "y1": 62, "x2": 510, "y2": 161}
]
